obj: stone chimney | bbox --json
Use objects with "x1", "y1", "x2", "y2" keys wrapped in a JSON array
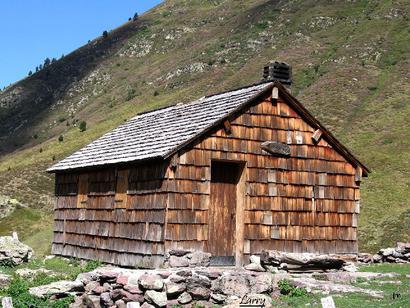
[{"x1": 262, "y1": 61, "x2": 292, "y2": 86}]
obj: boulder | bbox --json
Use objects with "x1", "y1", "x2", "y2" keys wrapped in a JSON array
[
  {"x1": 169, "y1": 255, "x2": 189, "y2": 268},
  {"x1": 124, "y1": 284, "x2": 144, "y2": 294},
  {"x1": 0, "y1": 236, "x2": 33, "y2": 266},
  {"x1": 82, "y1": 294, "x2": 101, "y2": 308},
  {"x1": 211, "y1": 273, "x2": 250, "y2": 297},
  {"x1": 165, "y1": 281, "x2": 186, "y2": 297},
  {"x1": 0, "y1": 273, "x2": 11, "y2": 289},
  {"x1": 357, "y1": 253, "x2": 373, "y2": 263},
  {"x1": 168, "y1": 249, "x2": 191, "y2": 257},
  {"x1": 101, "y1": 292, "x2": 114, "y2": 306},
  {"x1": 188, "y1": 251, "x2": 211, "y2": 267},
  {"x1": 0, "y1": 196, "x2": 22, "y2": 219},
  {"x1": 186, "y1": 275, "x2": 212, "y2": 299},
  {"x1": 249, "y1": 273, "x2": 272, "y2": 294},
  {"x1": 145, "y1": 290, "x2": 167, "y2": 307},
  {"x1": 115, "y1": 299, "x2": 127, "y2": 308},
  {"x1": 260, "y1": 250, "x2": 345, "y2": 272},
  {"x1": 126, "y1": 302, "x2": 141, "y2": 308},
  {"x1": 210, "y1": 292, "x2": 227, "y2": 304},
  {"x1": 141, "y1": 303, "x2": 155, "y2": 308},
  {"x1": 380, "y1": 248, "x2": 395, "y2": 257},
  {"x1": 138, "y1": 274, "x2": 164, "y2": 291},
  {"x1": 120, "y1": 290, "x2": 144, "y2": 303},
  {"x1": 169, "y1": 275, "x2": 186, "y2": 283},
  {"x1": 195, "y1": 270, "x2": 222, "y2": 280},
  {"x1": 85, "y1": 281, "x2": 101, "y2": 293},
  {"x1": 177, "y1": 292, "x2": 192, "y2": 304},
  {"x1": 29, "y1": 280, "x2": 84, "y2": 298}
]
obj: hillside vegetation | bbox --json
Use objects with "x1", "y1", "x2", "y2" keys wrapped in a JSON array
[{"x1": 0, "y1": 0, "x2": 409, "y2": 255}]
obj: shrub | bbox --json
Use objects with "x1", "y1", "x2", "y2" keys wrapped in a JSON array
[
  {"x1": 133, "y1": 13, "x2": 139, "y2": 21},
  {"x1": 278, "y1": 279, "x2": 307, "y2": 297},
  {"x1": 58, "y1": 135, "x2": 64, "y2": 142},
  {"x1": 79, "y1": 121, "x2": 87, "y2": 132},
  {"x1": 28, "y1": 70, "x2": 33, "y2": 76},
  {"x1": 153, "y1": 90, "x2": 159, "y2": 96},
  {"x1": 102, "y1": 30, "x2": 108, "y2": 38}
]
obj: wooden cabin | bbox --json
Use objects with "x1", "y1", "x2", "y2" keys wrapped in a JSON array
[{"x1": 48, "y1": 63, "x2": 369, "y2": 267}]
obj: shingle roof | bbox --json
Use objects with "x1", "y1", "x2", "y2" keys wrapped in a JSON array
[{"x1": 48, "y1": 82, "x2": 273, "y2": 172}]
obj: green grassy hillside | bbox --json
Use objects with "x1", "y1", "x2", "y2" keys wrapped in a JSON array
[{"x1": 0, "y1": 0, "x2": 409, "y2": 255}]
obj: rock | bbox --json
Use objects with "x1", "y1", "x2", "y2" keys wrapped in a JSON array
[
  {"x1": 70, "y1": 295, "x2": 83, "y2": 308},
  {"x1": 373, "y1": 254, "x2": 382, "y2": 263},
  {"x1": 15, "y1": 268, "x2": 54, "y2": 278},
  {"x1": 141, "y1": 303, "x2": 155, "y2": 308},
  {"x1": 115, "y1": 299, "x2": 127, "y2": 308},
  {"x1": 169, "y1": 275, "x2": 186, "y2": 283},
  {"x1": 244, "y1": 263, "x2": 266, "y2": 272},
  {"x1": 0, "y1": 236, "x2": 33, "y2": 266},
  {"x1": 158, "y1": 271, "x2": 171, "y2": 279},
  {"x1": 249, "y1": 255, "x2": 261, "y2": 265},
  {"x1": 82, "y1": 294, "x2": 101, "y2": 308},
  {"x1": 396, "y1": 242, "x2": 410, "y2": 254},
  {"x1": 210, "y1": 292, "x2": 227, "y2": 303},
  {"x1": 85, "y1": 281, "x2": 101, "y2": 293},
  {"x1": 168, "y1": 249, "x2": 191, "y2": 257},
  {"x1": 357, "y1": 253, "x2": 373, "y2": 263},
  {"x1": 138, "y1": 274, "x2": 164, "y2": 291},
  {"x1": 260, "y1": 250, "x2": 345, "y2": 272},
  {"x1": 187, "y1": 275, "x2": 212, "y2": 299},
  {"x1": 169, "y1": 255, "x2": 189, "y2": 267},
  {"x1": 380, "y1": 248, "x2": 395, "y2": 257},
  {"x1": 126, "y1": 303, "x2": 141, "y2": 308},
  {"x1": 124, "y1": 284, "x2": 144, "y2": 294},
  {"x1": 212, "y1": 273, "x2": 250, "y2": 297},
  {"x1": 166, "y1": 299, "x2": 179, "y2": 307},
  {"x1": 0, "y1": 196, "x2": 22, "y2": 219},
  {"x1": 177, "y1": 292, "x2": 192, "y2": 304},
  {"x1": 120, "y1": 290, "x2": 144, "y2": 303},
  {"x1": 101, "y1": 292, "x2": 114, "y2": 306},
  {"x1": 342, "y1": 262, "x2": 358, "y2": 272},
  {"x1": 176, "y1": 269, "x2": 192, "y2": 277},
  {"x1": 110, "y1": 289, "x2": 123, "y2": 301},
  {"x1": 145, "y1": 290, "x2": 167, "y2": 307},
  {"x1": 188, "y1": 251, "x2": 211, "y2": 267},
  {"x1": 100, "y1": 271, "x2": 119, "y2": 282},
  {"x1": 195, "y1": 270, "x2": 222, "y2": 280},
  {"x1": 166, "y1": 281, "x2": 186, "y2": 297},
  {"x1": 0, "y1": 273, "x2": 11, "y2": 289},
  {"x1": 117, "y1": 275, "x2": 129, "y2": 285},
  {"x1": 29, "y1": 280, "x2": 84, "y2": 298},
  {"x1": 249, "y1": 273, "x2": 272, "y2": 294}
]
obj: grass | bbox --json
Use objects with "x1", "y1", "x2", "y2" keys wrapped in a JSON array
[
  {"x1": 0, "y1": 257, "x2": 101, "y2": 308},
  {"x1": 274, "y1": 264, "x2": 410, "y2": 308}
]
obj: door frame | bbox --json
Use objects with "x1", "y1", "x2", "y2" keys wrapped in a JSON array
[{"x1": 209, "y1": 159, "x2": 246, "y2": 267}]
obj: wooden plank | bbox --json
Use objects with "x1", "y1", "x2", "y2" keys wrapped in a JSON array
[{"x1": 77, "y1": 174, "x2": 88, "y2": 208}]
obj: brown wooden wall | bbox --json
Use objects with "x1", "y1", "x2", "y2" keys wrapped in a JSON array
[
  {"x1": 52, "y1": 91, "x2": 360, "y2": 266},
  {"x1": 164, "y1": 93, "x2": 360, "y2": 257}
]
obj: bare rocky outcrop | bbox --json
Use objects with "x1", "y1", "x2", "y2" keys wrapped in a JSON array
[
  {"x1": 260, "y1": 250, "x2": 347, "y2": 272},
  {"x1": 0, "y1": 236, "x2": 33, "y2": 266},
  {"x1": 359, "y1": 242, "x2": 410, "y2": 264},
  {"x1": 0, "y1": 196, "x2": 23, "y2": 219}
]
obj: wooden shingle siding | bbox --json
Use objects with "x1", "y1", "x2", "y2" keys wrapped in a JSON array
[{"x1": 164, "y1": 93, "x2": 359, "y2": 256}]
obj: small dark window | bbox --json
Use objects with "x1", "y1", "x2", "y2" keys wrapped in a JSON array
[
  {"x1": 55, "y1": 173, "x2": 78, "y2": 196},
  {"x1": 128, "y1": 161, "x2": 167, "y2": 193},
  {"x1": 88, "y1": 169, "x2": 116, "y2": 195}
]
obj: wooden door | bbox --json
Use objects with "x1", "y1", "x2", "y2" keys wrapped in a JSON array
[{"x1": 208, "y1": 161, "x2": 242, "y2": 258}]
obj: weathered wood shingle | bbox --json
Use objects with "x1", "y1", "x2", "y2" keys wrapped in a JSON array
[{"x1": 48, "y1": 83, "x2": 272, "y2": 172}]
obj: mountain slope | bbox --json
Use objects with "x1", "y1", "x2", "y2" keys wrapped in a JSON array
[{"x1": 0, "y1": 0, "x2": 409, "y2": 254}]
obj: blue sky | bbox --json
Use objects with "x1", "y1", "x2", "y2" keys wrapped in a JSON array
[{"x1": 0, "y1": 0, "x2": 162, "y2": 89}]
